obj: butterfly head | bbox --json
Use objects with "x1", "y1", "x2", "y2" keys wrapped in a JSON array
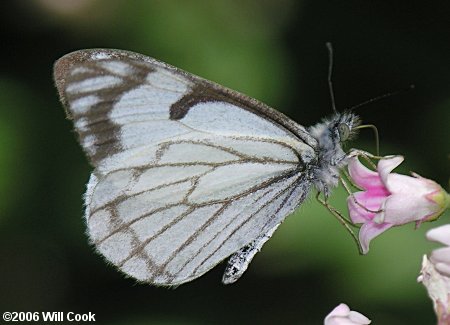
[
  {"x1": 309, "y1": 111, "x2": 360, "y2": 154},
  {"x1": 308, "y1": 111, "x2": 361, "y2": 195},
  {"x1": 331, "y1": 111, "x2": 361, "y2": 144}
]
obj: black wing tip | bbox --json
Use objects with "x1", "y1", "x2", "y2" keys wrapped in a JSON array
[
  {"x1": 53, "y1": 48, "x2": 157, "y2": 89},
  {"x1": 54, "y1": 49, "x2": 103, "y2": 84},
  {"x1": 53, "y1": 49, "x2": 120, "y2": 111},
  {"x1": 53, "y1": 49, "x2": 95, "y2": 108}
]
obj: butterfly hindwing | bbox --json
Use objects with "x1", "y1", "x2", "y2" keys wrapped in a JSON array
[{"x1": 54, "y1": 49, "x2": 316, "y2": 285}]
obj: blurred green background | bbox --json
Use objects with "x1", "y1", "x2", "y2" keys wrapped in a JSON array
[{"x1": 1, "y1": 0, "x2": 449, "y2": 324}]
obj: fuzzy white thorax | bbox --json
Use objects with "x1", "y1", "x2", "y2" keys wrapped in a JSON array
[{"x1": 308, "y1": 112, "x2": 360, "y2": 196}]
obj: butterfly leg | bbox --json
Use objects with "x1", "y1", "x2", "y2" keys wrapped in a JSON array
[
  {"x1": 348, "y1": 148, "x2": 398, "y2": 166},
  {"x1": 316, "y1": 192, "x2": 363, "y2": 254},
  {"x1": 222, "y1": 223, "x2": 280, "y2": 285}
]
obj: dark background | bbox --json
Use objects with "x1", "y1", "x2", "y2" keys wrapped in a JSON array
[{"x1": 0, "y1": 1, "x2": 449, "y2": 324}]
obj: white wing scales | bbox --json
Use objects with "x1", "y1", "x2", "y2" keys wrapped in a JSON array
[
  {"x1": 54, "y1": 49, "x2": 316, "y2": 285},
  {"x1": 87, "y1": 169, "x2": 307, "y2": 285}
]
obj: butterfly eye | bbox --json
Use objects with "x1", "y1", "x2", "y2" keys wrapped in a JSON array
[{"x1": 338, "y1": 123, "x2": 350, "y2": 141}]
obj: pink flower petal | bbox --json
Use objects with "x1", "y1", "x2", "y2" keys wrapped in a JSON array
[
  {"x1": 324, "y1": 303, "x2": 371, "y2": 325},
  {"x1": 377, "y1": 156, "x2": 404, "y2": 186},
  {"x1": 348, "y1": 197, "x2": 374, "y2": 223},
  {"x1": 427, "y1": 225, "x2": 450, "y2": 246},
  {"x1": 427, "y1": 225, "x2": 450, "y2": 277},
  {"x1": 412, "y1": 172, "x2": 445, "y2": 194},
  {"x1": 430, "y1": 247, "x2": 450, "y2": 265},
  {"x1": 347, "y1": 191, "x2": 387, "y2": 224},
  {"x1": 328, "y1": 303, "x2": 351, "y2": 317},
  {"x1": 348, "y1": 157, "x2": 385, "y2": 190},
  {"x1": 353, "y1": 191, "x2": 387, "y2": 211},
  {"x1": 434, "y1": 263, "x2": 450, "y2": 277},
  {"x1": 385, "y1": 173, "x2": 433, "y2": 197},
  {"x1": 348, "y1": 311, "x2": 371, "y2": 324},
  {"x1": 381, "y1": 193, "x2": 437, "y2": 225},
  {"x1": 359, "y1": 222, "x2": 393, "y2": 254}
]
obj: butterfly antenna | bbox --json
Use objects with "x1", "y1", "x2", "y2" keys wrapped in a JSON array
[
  {"x1": 348, "y1": 84, "x2": 415, "y2": 111},
  {"x1": 326, "y1": 42, "x2": 338, "y2": 114}
]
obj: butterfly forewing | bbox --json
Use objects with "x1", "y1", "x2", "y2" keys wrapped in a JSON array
[{"x1": 54, "y1": 49, "x2": 316, "y2": 285}]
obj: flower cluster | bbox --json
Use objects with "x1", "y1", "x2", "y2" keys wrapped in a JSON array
[{"x1": 327, "y1": 153, "x2": 449, "y2": 324}]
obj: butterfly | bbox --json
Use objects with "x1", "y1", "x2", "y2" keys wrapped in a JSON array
[{"x1": 53, "y1": 48, "x2": 360, "y2": 286}]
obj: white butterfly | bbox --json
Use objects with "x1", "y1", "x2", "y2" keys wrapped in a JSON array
[{"x1": 54, "y1": 49, "x2": 360, "y2": 286}]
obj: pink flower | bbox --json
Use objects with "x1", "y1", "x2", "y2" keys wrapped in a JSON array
[
  {"x1": 418, "y1": 255, "x2": 450, "y2": 324},
  {"x1": 324, "y1": 303, "x2": 371, "y2": 325},
  {"x1": 347, "y1": 156, "x2": 449, "y2": 254},
  {"x1": 427, "y1": 225, "x2": 450, "y2": 277},
  {"x1": 420, "y1": 225, "x2": 450, "y2": 324}
]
